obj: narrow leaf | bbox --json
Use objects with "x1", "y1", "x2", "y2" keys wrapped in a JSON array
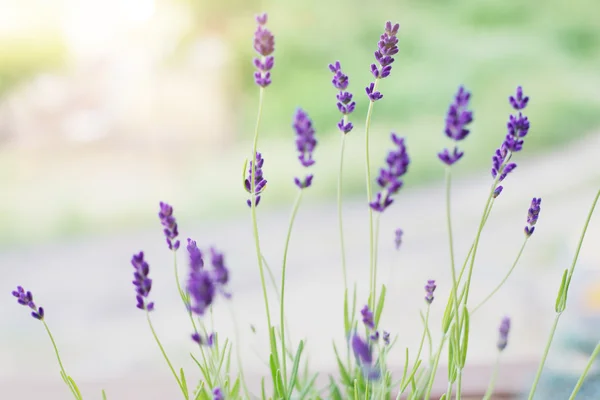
[
  {"x1": 374, "y1": 284, "x2": 387, "y2": 328},
  {"x1": 288, "y1": 340, "x2": 305, "y2": 397},
  {"x1": 333, "y1": 342, "x2": 352, "y2": 387}
]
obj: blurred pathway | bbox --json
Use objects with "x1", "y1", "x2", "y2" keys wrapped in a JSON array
[{"x1": 1, "y1": 133, "x2": 599, "y2": 399}]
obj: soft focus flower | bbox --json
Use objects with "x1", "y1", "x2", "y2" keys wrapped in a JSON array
[
  {"x1": 493, "y1": 185, "x2": 504, "y2": 198},
  {"x1": 253, "y1": 13, "x2": 275, "y2": 87},
  {"x1": 490, "y1": 86, "x2": 530, "y2": 182},
  {"x1": 192, "y1": 332, "x2": 215, "y2": 347},
  {"x1": 187, "y1": 269, "x2": 215, "y2": 315},
  {"x1": 438, "y1": 86, "x2": 473, "y2": 166},
  {"x1": 12, "y1": 286, "x2": 45, "y2": 320},
  {"x1": 370, "y1": 133, "x2": 410, "y2": 212},
  {"x1": 394, "y1": 228, "x2": 403, "y2": 250},
  {"x1": 245, "y1": 152, "x2": 267, "y2": 207},
  {"x1": 351, "y1": 333, "x2": 381, "y2": 380},
  {"x1": 329, "y1": 61, "x2": 355, "y2": 134},
  {"x1": 159, "y1": 202, "x2": 180, "y2": 250},
  {"x1": 383, "y1": 331, "x2": 390, "y2": 346},
  {"x1": 212, "y1": 387, "x2": 224, "y2": 400},
  {"x1": 187, "y1": 244, "x2": 231, "y2": 315},
  {"x1": 187, "y1": 239, "x2": 204, "y2": 272},
  {"x1": 361, "y1": 305, "x2": 375, "y2": 330},
  {"x1": 497, "y1": 316, "x2": 511, "y2": 351},
  {"x1": 524, "y1": 197, "x2": 542, "y2": 237},
  {"x1": 292, "y1": 109, "x2": 317, "y2": 189},
  {"x1": 425, "y1": 279, "x2": 436, "y2": 304},
  {"x1": 132, "y1": 252, "x2": 154, "y2": 311}
]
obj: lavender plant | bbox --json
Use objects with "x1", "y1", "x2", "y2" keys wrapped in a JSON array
[{"x1": 10, "y1": 12, "x2": 600, "y2": 400}]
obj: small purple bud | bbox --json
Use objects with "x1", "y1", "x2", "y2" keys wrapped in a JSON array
[
  {"x1": 425, "y1": 279, "x2": 436, "y2": 304},
  {"x1": 524, "y1": 197, "x2": 541, "y2": 237},
  {"x1": 159, "y1": 202, "x2": 180, "y2": 250},
  {"x1": 365, "y1": 82, "x2": 383, "y2": 101},
  {"x1": 493, "y1": 186, "x2": 504, "y2": 198},
  {"x1": 361, "y1": 305, "x2": 375, "y2": 330},
  {"x1": 394, "y1": 228, "x2": 403, "y2": 250},
  {"x1": 497, "y1": 316, "x2": 511, "y2": 351},
  {"x1": 131, "y1": 252, "x2": 154, "y2": 311},
  {"x1": 383, "y1": 331, "x2": 390, "y2": 345}
]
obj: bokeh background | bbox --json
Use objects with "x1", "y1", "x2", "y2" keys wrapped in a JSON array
[{"x1": 1, "y1": 0, "x2": 599, "y2": 398}]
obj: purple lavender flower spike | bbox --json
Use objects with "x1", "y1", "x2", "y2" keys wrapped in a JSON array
[
  {"x1": 493, "y1": 185, "x2": 504, "y2": 198},
  {"x1": 497, "y1": 316, "x2": 511, "y2": 351},
  {"x1": 329, "y1": 61, "x2": 356, "y2": 134},
  {"x1": 509, "y1": 86, "x2": 529, "y2": 110},
  {"x1": 370, "y1": 133, "x2": 410, "y2": 212},
  {"x1": 131, "y1": 252, "x2": 155, "y2": 311},
  {"x1": 524, "y1": 197, "x2": 541, "y2": 237},
  {"x1": 245, "y1": 152, "x2": 267, "y2": 207},
  {"x1": 12, "y1": 286, "x2": 45, "y2": 320},
  {"x1": 192, "y1": 331, "x2": 216, "y2": 347},
  {"x1": 253, "y1": 13, "x2": 275, "y2": 87},
  {"x1": 394, "y1": 228, "x2": 403, "y2": 250},
  {"x1": 438, "y1": 86, "x2": 473, "y2": 166},
  {"x1": 351, "y1": 333, "x2": 381, "y2": 380},
  {"x1": 438, "y1": 147, "x2": 464, "y2": 166},
  {"x1": 213, "y1": 388, "x2": 224, "y2": 400},
  {"x1": 187, "y1": 268, "x2": 215, "y2": 315},
  {"x1": 361, "y1": 305, "x2": 375, "y2": 330},
  {"x1": 365, "y1": 82, "x2": 383, "y2": 102},
  {"x1": 187, "y1": 238, "x2": 204, "y2": 272},
  {"x1": 292, "y1": 109, "x2": 317, "y2": 188},
  {"x1": 383, "y1": 331, "x2": 390, "y2": 346},
  {"x1": 425, "y1": 279, "x2": 436, "y2": 304},
  {"x1": 370, "y1": 21, "x2": 400, "y2": 80},
  {"x1": 210, "y1": 247, "x2": 229, "y2": 286},
  {"x1": 158, "y1": 202, "x2": 180, "y2": 250}
]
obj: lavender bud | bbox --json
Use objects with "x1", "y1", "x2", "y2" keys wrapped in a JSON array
[
  {"x1": 524, "y1": 197, "x2": 541, "y2": 237},
  {"x1": 370, "y1": 133, "x2": 409, "y2": 213},
  {"x1": 365, "y1": 82, "x2": 383, "y2": 102},
  {"x1": 497, "y1": 316, "x2": 511, "y2": 351},
  {"x1": 493, "y1": 185, "x2": 504, "y2": 198},
  {"x1": 370, "y1": 21, "x2": 400, "y2": 80},
  {"x1": 444, "y1": 86, "x2": 473, "y2": 141},
  {"x1": 245, "y1": 152, "x2": 267, "y2": 207},
  {"x1": 425, "y1": 279, "x2": 436, "y2": 304},
  {"x1": 253, "y1": 13, "x2": 275, "y2": 87},
  {"x1": 438, "y1": 146, "x2": 464, "y2": 166},
  {"x1": 12, "y1": 286, "x2": 45, "y2": 320},
  {"x1": 329, "y1": 61, "x2": 355, "y2": 134},
  {"x1": 158, "y1": 202, "x2": 180, "y2": 250},
  {"x1": 361, "y1": 305, "x2": 375, "y2": 330},
  {"x1": 383, "y1": 331, "x2": 390, "y2": 345},
  {"x1": 187, "y1": 239, "x2": 204, "y2": 272},
  {"x1": 131, "y1": 252, "x2": 154, "y2": 311},
  {"x1": 213, "y1": 388, "x2": 224, "y2": 400},
  {"x1": 394, "y1": 228, "x2": 403, "y2": 250},
  {"x1": 509, "y1": 86, "x2": 529, "y2": 110}
]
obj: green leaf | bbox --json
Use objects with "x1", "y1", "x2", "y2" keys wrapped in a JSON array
[
  {"x1": 261, "y1": 377, "x2": 267, "y2": 400},
  {"x1": 190, "y1": 353, "x2": 213, "y2": 388},
  {"x1": 374, "y1": 284, "x2": 387, "y2": 328},
  {"x1": 459, "y1": 306, "x2": 470, "y2": 368},
  {"x1": 299, "y1": 373, "x2": 319, "y2": 400},
  {"x1": 555, "y1": 268, "x2": 569, "y2": 313},
  {"x1": 180, "y1": 368, "x2": 188, "y2": 396},
  {"x1": 442, "y1": 291, "x2": 455, "y2": 334},
  {"x1": 344, "y1": 289, "x2": 350, "y2": 336},
  {"x1": 287, "y1": 340, "x2": 305, "y2": 397},
  {"x1": 448, "y1": 336, "x2": 457, "y2": 383},
  {"x1": 230, "y1": 378, "x2": 241, "y2": 399},
  {"x1": 439, "y1": 394, "x2": 447, "y2": 400},
  {"x1": 66, "y1": 376, "x2": 83, "y2": 400},
  {"x1": 269, "y1": 353, "x2": 285, "y2": 399},
  {"x1": 333, "y1": 342, "x2": 352, "y2": 387},
  {"x1": 102, "y1": 389, "x2": 107, "y2": 400},
  {"x1": 400, "y1": 348, "x2": 409, "y2": 388},
  {"x1": 353, "y1": 379, "x2": 359, "y2": 400}
]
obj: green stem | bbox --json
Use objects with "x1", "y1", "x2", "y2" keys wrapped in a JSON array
[
  {"x1": 568, "y1": 340, "x2": 600, "y2": 400},
  {"x1": 249, "y1": 86, "x2": 274, "y2": 350},
  {"x1": 423, "y1": 334, "x2": 447, "y2": 399},
  {"x1": 338, "y1": 128, "x2": 349, "y2": 292},
  {"x1": 373, "y1": 212, "x2": 381, "y2": 316},
  {"x1": 482, "y1": 353, "x2": 501, "y2": 400},
  {"x1": 146, "y1": 311, "x2": 188, "y2": 399},
  {"x1": 445, "y1": 167, "x2": 462, "y2": 400},
  {"x1": 280, "y1": 189, "x2": 304, "y2": 393},
  {"x1": 527, "y1": 313, "x2": 560, "y2": 400},
  {"x1": 413, "y1": 306, "x2": 430, "y2": 379},
  {"x1": 471, "y1": 237, "x2": 529, "y2": 315},
  {"x1": 365, "y1": 78, "x2": 380, "y2": 311},
  {"x1": 42, "y1": 320, "x2": 81, "y2": 399}
]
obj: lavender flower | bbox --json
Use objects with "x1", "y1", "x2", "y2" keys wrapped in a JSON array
[
  {"x1": 493, "y1": 185, "x2": 504, "y2": 198},
  {"x1": 351, "y1": 333, "x2": 381, "y2": 380},
  {"x1": 253, "y1": 13, "x2": 275, "y2": 87},
  {"x1": 394, "y1": 228, "x2": 403, "y2": 250},
  {"x1": 370, "y1": 21, "x2": 400, "y2": 80},
  {"x1": 245, "y1": 152, "x2": 267, "y2": 207},
  {"x1": 159, "y1": 202, "x2": 180, "y2": 250},
  {"x1": 292, "y1": 109, "x2": 317, "y2": 189},
  {"x1": 524, "y1": 197, "x2": 541, "y2": 237},
  {"x1": 132, "y1": 252, "x2": 154, "y2": 311},
  {"x1": 497, "y1": 316, "x2": 511, "y2": 351},
  {"x1": 438, "y1": 86, "x2": 473, "y2": 166},
  {"x1": 383, "y1": 331, "x2": 390, "y2": 346},
  {"x1": 192, "y1": 332, "x2": 215, "y2": 347},
  {"x1": 12, "y1": 286, "x2": 45, "y2": 320},
  {"x1": 361, "y1": 305, "x2": 375, "y2": 330},
  {"x1": 365, "y1": 82, "x2": 383, "y2": 102},
  {"x1": 490, "y1": 86, "x2": 531, "y2": 182},
  {"x1": 213, "y1": 387, "x2": 224, "y2": 400},
  {"x1": 187, "y1": 268, "x2": 215, "y2": 315},
  {"x1": 187, "y1": 243, "x2": 231, "y2": 315},
  {"x1": 370, "y1": 133, "x2": 410, "y2": 212},
  {"x1": 329, "y1": 61, "x2": 355, "y2": 134},
  {"x1": 210, "y1": 247, "x2": 230, "y2": 288},
  {"x1": 187, "y1": 238, "x2": 204, "y2": 272},
  {"x1": 425, "y1": 279, "x2": 436, "y2": 304}
]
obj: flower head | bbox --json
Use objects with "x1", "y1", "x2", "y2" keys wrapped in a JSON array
[
  {"x1": 187, "y1": 243, "x2": 231, "y2": 315},
  {"x1": 212, "y1": 387, "x2": 224, "y2": 400},
  {"x1": 329, "y1": 61, "x2": 355, "y2": 134},
  {"x1": 351, "y1": 333, "x2": 381, "y2": 380},
  {"x1": 253, "y1": 13, "x2": 275, "y2": 87},
  {"x1": 361, "y1": 305, "x2": 375, "y2": 330},
  {"x1": 192, "y1": 332, "x2": 215, "y2": 347},
  {"x1": 293, "y1": 109, "x2": 317, "y2": 188},
  {"x1": 159, "y1": 202, "x2": 180, "y2": 250},
  {"x1": 12, "y1": 286, "x2": 45, "y2": 320},
  {"x1": 383, "y1": 331, "x2": 390, "y2": 346},
  {"x1": 438, "y1": 86, "x2": 473, "y2": 166},
  {"x1": 497, "y1": 316, "x2": 511, "y2": 351},
  {"x1": 187, "y1": 238, "x2": 204, "y2": 272},
  {"x1": 365, "y1": 82, "x2": 383, "y2": 102},
  {"x1": 370, "y1": 21, "x2": 400, "y2": 79},
  {"x1": 245, "y1": 152, "x2": 267, "y2": 207},
  {"x1": 394, "y1": 228, "x2": 403, "y2": 250},
  {"x1": 131, "y1": 251, "x2": 154, "y2": 311},
  {"x1": 509, "y1": 86, "x2": 529, "y2": 110},
  {"x1": 425, "y1": 279, "x2": 436, "y2": 304},
  {"x1": 210, "y1": 247, "x2": 230, "y2": 287},
  {"x1": 524, "y1": 197, "x2": 541, "y2": 237},
  {"x1": 370, "y1": 133, "x2": 410, "y2": 212}
]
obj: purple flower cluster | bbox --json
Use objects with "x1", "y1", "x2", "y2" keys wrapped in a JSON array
[
  {"x1": 253, "y1": 13, "x2": 275, "y2": 87},
  {"x1": 425, "y1": 279, "x2": 437, "y2": 304},
  {"x1": 365, "y1": 21, "x2": 400, "y2": 101},
  {"x1": 497, "y1": 316, "x2": 511, "y2": 351},
  {"x1": 370, "y1": 133, "x2": 410, "y2": 212},
  {"x1": 212, "y1": 388, "x2": 224, "y2": 400},
  {"x1": 192, "y1": 331, "x2": 215, "y2": 347},
  {"x1": 12, "y1": 286, "x2": 45, "y2": 320},
  {"x1": 292, "y1": 109, "x2": 317, "y2": 189},
  {"x1": 329, "y1": 61, "x2": 355, "y2": 134},
  {"x1": 394, "y1": 228, "x2": 403, "y2": 250},
  {"x1": 491, "y1": 86, "x2": 531, "y2": 183},
  {"x1": 159, "y1": 202, "x2": 180, "y2": 250},
  {"x1": 186, "y1": 240, "x2": 230, "y2": 316},
  {"x1": 524, "y1": 197, "x2": 541, "y2": 237},
  {"x1": 132, "y1": 251, "x2": 154, "y2": 311},
  {"x1": 438, "y1": 86, "x2": 474, "y2": 166},
  {"x1": 245, "y1": 152, "x2": 267, "y2": 207},
  {"x1": 351, "y1": 333, "x2": 380, "y2": 380},
  {"x1": 360, "y1": 305, "x2": 389, "y2": 345}
]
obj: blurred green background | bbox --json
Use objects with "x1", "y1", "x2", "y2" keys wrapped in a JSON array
[{"x1": 1, "y1": 0, "x2": 599, "y2": 246}]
